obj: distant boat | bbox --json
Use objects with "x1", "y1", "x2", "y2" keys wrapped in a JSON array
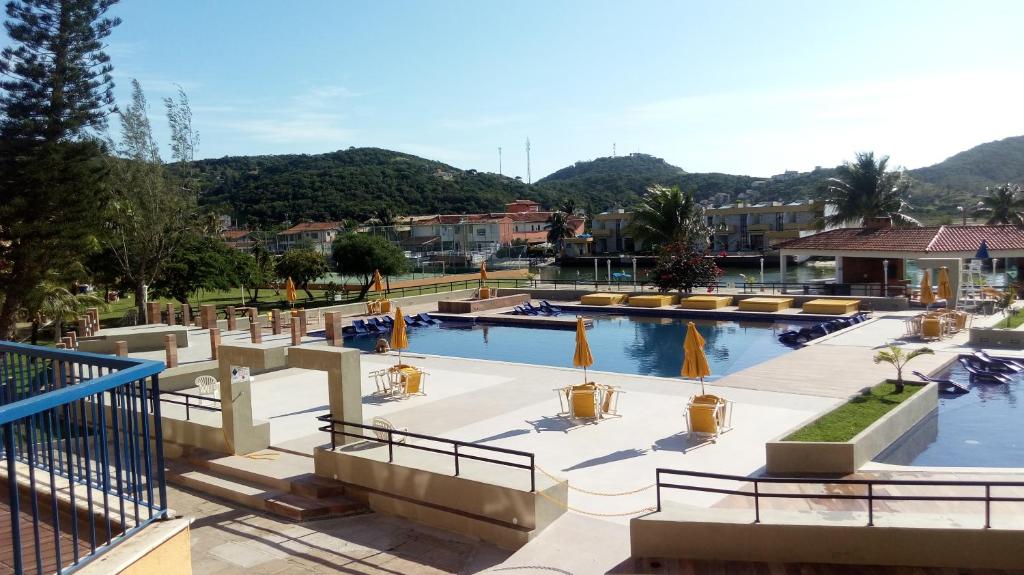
[{"x1": 611, "y1": 272, "x2": 632, "y2": 281}]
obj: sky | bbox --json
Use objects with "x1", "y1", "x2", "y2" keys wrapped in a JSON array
[{"x1": 83, "y1": 0, "x2": 1024, "y2": 179}]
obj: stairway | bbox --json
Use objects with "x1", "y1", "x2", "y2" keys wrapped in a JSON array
[{"x1": 165, "y1": 448, "x2": 366, "y2": 521}]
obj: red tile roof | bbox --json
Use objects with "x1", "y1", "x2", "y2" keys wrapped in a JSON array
[
  {"x1": 222, "y1": 230, "x2": 250, "y2": 240},
  {"x1": 280, "y1": 222, "x2": 344, "y2": 234},
  {"x1": 778, "y1": 225, "x2": 1024, "y2": 253}
]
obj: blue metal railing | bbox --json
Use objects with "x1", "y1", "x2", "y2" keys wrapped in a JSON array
[{"x1": 0, "y1": 341, "x2": 166, "y2": 574}]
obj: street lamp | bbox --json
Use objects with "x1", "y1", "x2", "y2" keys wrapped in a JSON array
[
  {"x1": 759, "y1": 257, "x2": 765, "y2": 289},
  {"x1": 882, "y1": 259, "x2": 889, "y2": 296}
]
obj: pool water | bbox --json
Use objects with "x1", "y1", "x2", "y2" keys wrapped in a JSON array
[
  {"x1": 347, "y1": 314, "x2": 810, "y2": 380},
  {"x1": 876, "y1": 360, "x2": 1024, "y2": 468}
]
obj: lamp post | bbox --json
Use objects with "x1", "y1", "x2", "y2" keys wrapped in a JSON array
[
  {"x1": 607, "y1": 259, "x2": 612, "y2": 283},
  {"x1": 594, "y1": 258, "x2": 598, "y2": 288},
  {"x1": 759, "y1": 257, "x2": 765, "y2": 290},
  {"x1": 632, "y1": 258, "x2": 638, "y2": 289},
  {"x1": 882, "y1": 259, "x2": 889, "y2": 297}
]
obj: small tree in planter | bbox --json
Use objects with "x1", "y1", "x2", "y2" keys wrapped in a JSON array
[
  {"x1": 650, "y1": 242, "x2": 723, "y2": 294},
  {"x1": 873, "y1": 344, "x2": 934, "y2": 393}
]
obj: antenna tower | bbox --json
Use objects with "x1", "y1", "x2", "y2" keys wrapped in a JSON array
[
  {"x1": 526, "y1": 138, "x2": 532, "y2": 184},
  {"x1": 498, "y1": 146, "x2": 502, "y2": 175}
]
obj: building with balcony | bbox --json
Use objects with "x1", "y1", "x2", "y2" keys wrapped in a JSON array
[
  {"x1": 276, "y1": 222, "x2": 345, "y2": 256},
  {"x1": 707, "y1": 200, "x2": 825, "y2": 253},
  {"x1": 591, "y1": 209, "x2": 641, "y2": 254}
]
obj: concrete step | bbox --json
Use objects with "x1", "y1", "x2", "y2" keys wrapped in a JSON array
[{"x1": 182, "y1": 447, "x2": 344, "y2": 498}]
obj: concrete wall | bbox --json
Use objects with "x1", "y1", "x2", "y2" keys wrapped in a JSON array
[
  {"x1": 79, "y1": 326, "x2": 189, "y2": 353},
  {"x1": 969, "y1": 326, "x2": 1024, "y2": 349},
  {"x1": 765, "y1": 382, "x2": 937, "y2": 475},
  {"x1": 314, "y1": 446, "x2": 566, "y2": 550},
  {"x1": 313, "y1": 289, "x2": 477, "y2": 316},
  {"x1": 78, "y1": 517, "x2": 192, "y2": 575},
  {"x1": 215, "y1": 344, "x2": 279, "y2": 455},
  {"x1": 437, "y1": 293, "x2": 529, "y2": 313},
  {"x1": 159, "y1": 360, "x2": 220, "y2": 392},
  {"x1": 631, "y1": 504, "x2": 1024, "y2": 570}
]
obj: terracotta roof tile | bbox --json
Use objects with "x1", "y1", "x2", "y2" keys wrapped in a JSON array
[
  {"x1": 778, "y1": 225, "x2": 1024, "y2": 253},
  {"x1": 281, "y1": 222, "x2": 344, "y2": 234},
  {"x1": 928, "y1": 225, "x2": 1024, "y2": 252}
]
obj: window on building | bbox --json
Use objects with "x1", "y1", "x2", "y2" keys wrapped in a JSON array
[{"x1": 477, "y1": 228, "x2": 486, "y2": 236}]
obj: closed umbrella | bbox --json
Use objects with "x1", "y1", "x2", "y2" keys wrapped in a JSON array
[
  {"x1": 480, "y1": 261, "x2": 488, "y2": 283},
  {"x1": 920, "y1": 269, "x2": 935, "y2": 308},
  {"x1": 572, "y1": 316, "x2": 593, "y2": 384},
  {"x1": 391, "y1": 306, "x2": 408, "y2": 365},
  {"x1": 975, "y1": 240, "x2": 990, "y2": 260},
  {"x1": 937, "y1": 266, "x2": 953, "y2": 301},
  {"x1": 682, "y1": 321, "x2": 712, "y2": 394},
  {"x1": 285, "y1": 277, "x2": 297, "y2": 306},
  {"x1": 372, "y1": 269, "x2": 384, "y2": 293}
]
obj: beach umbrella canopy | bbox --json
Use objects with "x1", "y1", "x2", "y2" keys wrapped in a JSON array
[
  {"x1": 480, "y1": 261, "x2": 488, "y2": 282},
  {"x1": 975, "y1": 239, "x2": 990, "y2": 260},
  {"x1": 372, "y1": 269, "x2": 384, "y2": 293},
  {"x1": 937, "y1": 266, "x2": 953, "y2": 301},
  {"x1": 572, "y1": 316, "x2": 594, "y2": 384},
  {"x1": 682, "y1": 321, "x2": 711, "y2": 394},
  {"x1": 920, "y1": 269, "x2": 935, "y2": 307},
  {"x1": 391, "y1": 307, "x2": 408, "y2": 364},
  {"x1": 285, "y1": 277, "x2": 297, "y2": 304}
]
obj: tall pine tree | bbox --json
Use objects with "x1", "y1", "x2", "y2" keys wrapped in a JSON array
[{"x1": 0, "y1": 0, "x2": 120, "y2": 339}]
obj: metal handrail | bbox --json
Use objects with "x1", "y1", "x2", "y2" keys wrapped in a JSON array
[
  {"x1": 316, "y1": 415, "x2": 536, "y2": 492},
  {"x1": 655, "y1": 468, "x2": 1024, "y2": 528},
  {"x1": 159, "y1": 391, "x2": 221, "y2": 421}
]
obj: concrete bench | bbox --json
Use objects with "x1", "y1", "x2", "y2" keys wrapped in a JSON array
[
  {"x1": 802, "y1": 298, "x2": 860, "y2": 314},
  {"x1": 738, "y1": 297, "x2": 794, "y2": 312},
  {"x1": 580, "y1": 293, "x2": 628, "y2": 306},
  {"x1": 627, "y1": 294, "x2": 680, "y2": 308},
  {"x1": 678, "y1": 295, "x2": 733, "y2": 310}
]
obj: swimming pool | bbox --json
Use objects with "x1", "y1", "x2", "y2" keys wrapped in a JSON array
[
  {"x1": 346, "y1": 314, "x2": 812, "y2": 380},
  {"x1": 876, "y1": 359, "x2": 1024, "y2": 468}
]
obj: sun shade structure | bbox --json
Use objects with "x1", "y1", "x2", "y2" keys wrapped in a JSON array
[
  {"x1": 285, "y1": 277, "x2": 297, "y2": 304},
  {"x1": 391, "y1": 307, "x2": 409, "y2": 364},
  {"x1": 937, "y1": 266, "x2": 953, "y2": 301},
  {"x1": 572, "y1": 316, "x2": 593, "y2": 384},
  {"x1": 372, "y1": 269, "x2": 384, "y2": 293},
  {"x1": 920, "y1": 269, "x2": 935, "y2": 307},
  {"x1": 682, "y1": 321, "x2": 711, "y2": 394}
]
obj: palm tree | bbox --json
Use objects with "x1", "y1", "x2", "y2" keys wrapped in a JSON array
[
  {"x1": 22, "y1": 282, "x2": 106, "y2": 342},
  {"x1": 819, "y1": 152, "x2": 920, "y2": 228},
  {"x1": 872, "y1": 344, "x2": 933, "y2": 393},
  {"x1": 975, "y1": 184, "x2": 1024, "y2": 226},
  {"x1": 545, "y1": 211, "x2": 577, "y2": 255},
  {"x1": 627, "y1": 185, "x2": 709, "y2": 251}
]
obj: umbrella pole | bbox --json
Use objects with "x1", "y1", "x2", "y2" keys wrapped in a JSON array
[
  {"x1": 583, "y1": 365, "x2": 588, "y2": 384},
  {"x1": 700, "y1": 376, "x2": 705, "y2": 396}
]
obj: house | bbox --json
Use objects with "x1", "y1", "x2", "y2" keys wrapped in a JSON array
[
  {"x1": 505, "y1": 199, "x2": 541, "y2": 214},
  {"x1": 276, "y1": 221, "x2": 345, "y2": 255},
  {"x1": 706, "y1": 200, "x2": 824, "y2": 252},
  {"x1": 591, "y1": 209, "x2": 640, "y2": 254},
  {"x1": 222, "y1": 229, "x2": 254, "y2": 252}
]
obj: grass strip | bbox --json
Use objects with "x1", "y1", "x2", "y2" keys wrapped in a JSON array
[{"x1": 784, "y1": 382, "x2": 921, "y2": 442}]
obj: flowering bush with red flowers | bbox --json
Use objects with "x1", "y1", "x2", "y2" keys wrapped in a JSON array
[{"x1": 650, "y1": 242, "x2": 723, "y2": 294}]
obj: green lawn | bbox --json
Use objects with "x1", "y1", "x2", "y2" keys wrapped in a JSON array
[
  {"x1": 784, "y1": 382, "x2": 922, "y2": 442},
  {"x1": 1000, "y1": 309, "x2": 1024, "y2": 329}
]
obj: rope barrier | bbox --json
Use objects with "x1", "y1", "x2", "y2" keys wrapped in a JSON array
[
  {"x1": 534, "y1": 489, "x2": 656, "y2": 517},
  {"x1": 535, "y1": 464, "x2": 655, "y2": 497}
]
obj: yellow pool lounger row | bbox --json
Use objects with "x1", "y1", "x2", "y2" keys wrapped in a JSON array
[
  {"x1": 678, "y1": 295, "x2": 733, "y2": 310},
  {"x1": 802, "y1": 298, "x2": 860, "y2": 314},
  {"x1": 738, "y1": 297, "x2": 794, "y2": 312},
  {"x1": 627, "y1": 294, "x2": 680, "y2": 308},
  {"x1": 580, "y1": 293, "x2": 628, "y2": 306}
]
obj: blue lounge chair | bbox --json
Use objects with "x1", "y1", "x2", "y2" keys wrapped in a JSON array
[
  {"x1": 912, "y1": 370, "x2": 969, "y2": 394},
  {"x1": 404, "y1": 316, "x2": 419, "y2": 327},
  {"x1": 512, "y1": 306, "x2": 526, "y2": 315},
  {"x1": 418, "y1": 313, "x2": 438, "y2": 324},
  {"x1": 523, "y1": 301, "x2": 541, "y2": 313},
  {"x1": 540, "y1": 300, "x2": 562, "y2": 313},
  {"x1": 342, "y1": 325, "x2": 356, "y2": 336},
  {"x1": 973, "y1": 351, "x2": 1024, "y2": 372},
  {"x1": 370, "y1": 317, "x2": 390, "y2": 331},
  {"x1": 958, "y1": 357, "x2": 1012, "y2": 383},
  {"x1": 352, "y1": 319, "x2": 369, "y2": 335}
]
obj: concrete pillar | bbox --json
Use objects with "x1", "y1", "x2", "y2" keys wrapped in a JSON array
[
  {"x1": 291, "y1": 321, "x2": 301, "y2": 346},
  {"x1": 61, "y1": 336, "x2": 73, "y2": 349},
  {"x1": 181, "y1": 303, "x2": 191, "y2": 327},
  {"x1": 200, "y1": 304, "x2": 217, "y2": 330},
  {"x1": 165, "y1": 303, "x2": 176, "y2": 326},
  {"x1": 210, "y1": 327, "x2": 221, "y2": 360},
  {"x1": 114, "y1": 341, "x2": 128, "y2": 357},
  {"x1": 288, "y1": 347, "x2": 363, "y2": 446},
  {"x1": 146, "y1": 302, "x2": 162, "y2": 325},
  {"x1": 78, "y1": 317, "x2": 90, "y2": 338},
  {"x1": 164, "y1": 334, "x2": 178, "y2": 368},
  {"x1": 271, "y1": 309, "x2": 282, "y2": 335},
  {"x1": 216, "y1": 346, "x2": 274, "y2": 455},
  {"x1": 87, "y1": 307, "x2": 99, "y2": 327},
  {"x1": 324, "y1": 311, "x2": 343, "y2": 346},
  {"x1": 247, "y1": 307, "x2": 258, "y2": 322},
  {"x1": 66, "y1": 331, "x2": 77, "y2": 349},
  {"x1": 249, "y1": 319, "x2": 262, "y2": 344},
  {"x1": 226, "y1": 306, "x2": 236, "y2": 331},
  {"x1": 299, "y1": 313, "x2": 308, "y2": 336}
]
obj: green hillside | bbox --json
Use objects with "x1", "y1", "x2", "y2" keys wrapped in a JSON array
[{"x1": 909, "y1": 135, "x2": 1024, "y2": 191}]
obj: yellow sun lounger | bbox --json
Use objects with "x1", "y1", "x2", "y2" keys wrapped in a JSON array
[
  {"x1": 678, "y1": 295, "x2": 733, "y2": 310},
  {"x1": 802, "y1": 298, "x2": 860, "y2": 314},
  {"x1": 581, "y1": 293, "x2": 628, "y2": 306},
  {"x1": 738, "y1": 297, "x2": 794, "y2": 312},
  {"x1": 627, "y1": 294, "x2": 679, "y2": 308}
]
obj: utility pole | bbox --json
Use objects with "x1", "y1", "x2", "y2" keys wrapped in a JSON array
[
  {"x1": 526, "y1": 138, "x2": 532, "y2": 184},
  {"x1": 613, "y1": 142, "x2": 616, "y2": 157},
  {"x1": 498, "y1": 146, "x2": 502, "y2": 176}
]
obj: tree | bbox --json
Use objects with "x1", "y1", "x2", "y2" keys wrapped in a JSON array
[
  {"x1": 247, "y1": 233, "x2": 277, "y2": 302},
  {"x1": 872, "y1": 344, "x2": 934, "y2": 394},
  {"x1": 276, "y1": 248, "x2": 329, "y2": 300},
  {"x1": 650, "y1": 242, "x2": 723, "y2": 294},
  {"x1": 331, "y1": 233, "x2": 407, "y2": 299},
  {"x1": 627, "y1": 185, "x2": 710, "y2": 252},
  {"x1": 818, "y1": 152, "x2": 920, "y2": 229},
  {"x1": 150, "y1": 235, "x2": 235, "y2": 303},
  {"x1": 0, "y1": 0, "x2": 121, "y2": 339},
  {"x1": 545, "y1": 211, "x2": 576, "y2": 255},
  {"x1": 22, "y1": 282, "x2": 106, "y2": 342},
  {"x1": 104, "y1": 80, "x2": 193, "y2": 322},
  {"x1": 975, "y1": 183, "x2": 1024, "y2": 226}
]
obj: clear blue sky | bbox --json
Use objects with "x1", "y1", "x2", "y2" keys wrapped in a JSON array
[{"x1": 96, "y1": 0, "x2": 1024, "y2": 179}]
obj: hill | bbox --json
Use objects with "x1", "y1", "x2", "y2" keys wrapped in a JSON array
[
  {"x1": 197, "y1": 147, "x2": 533, "y2": 227},
  {"x1": 910, "y1": 136, "x2": 1024, "y2": 191}
]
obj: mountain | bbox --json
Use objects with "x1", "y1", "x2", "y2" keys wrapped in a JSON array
[
  {"x1": 197, "y1": 147, "x2": 533, "y2": 227},
  {"x1": 909, "y1": 135, "x2": 1024, "y2": 191}
]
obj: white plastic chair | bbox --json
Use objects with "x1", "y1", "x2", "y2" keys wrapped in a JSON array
[
  {"x1": 371, "y1": 417, "x2": 407, "y2": 444},
  {"x1": 194, "y1": 375, "x2": 219, "y2": 407}
]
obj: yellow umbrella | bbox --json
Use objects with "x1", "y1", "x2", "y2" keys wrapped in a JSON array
[
  {"x1": 682, "y1": 321, "x2": 711, "y2": 394},
  {"x1": 391, "y1": 306, "x2": 408, "y2": 364},
  {"x1": 937, "y1": 266, "x2": 952, "y2": 301},
  {"x1": 572, "y1": 316, "x2": 594, "y2": 384},
  {"x1": 285, "y1": 277, "x2": 297, "y2": 305},
  {"x1": 372, "y1": 269, "x2": 384, "y2": 293},
  {"x1": 920, "y1": 269, "x2": 935, "y2": 308}
]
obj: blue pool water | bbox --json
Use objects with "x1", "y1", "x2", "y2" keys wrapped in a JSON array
[
  {"x1": 346, "y1": 314, "x2": 810, "y2": 380},
  {"x1": 876, "y1": 360, "x2": 1024, "y2": 468}
]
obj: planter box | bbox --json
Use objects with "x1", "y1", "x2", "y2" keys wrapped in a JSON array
[{"x1": 765, "y1": 382, "x2": 937, "y2": 475}]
